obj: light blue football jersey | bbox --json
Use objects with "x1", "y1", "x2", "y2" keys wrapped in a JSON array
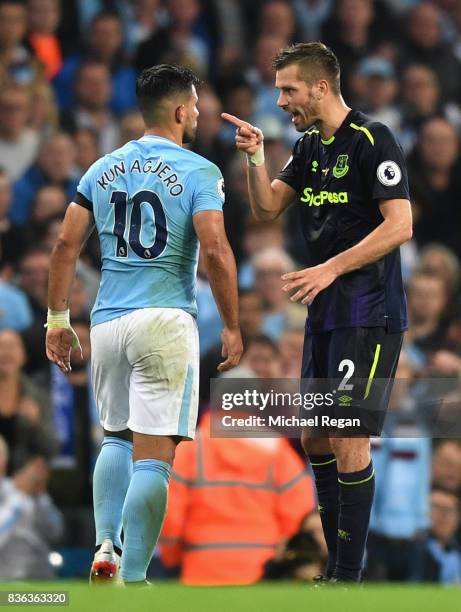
[{"x1": 75, "y1": 135, "x2": 225, "y2": 327}]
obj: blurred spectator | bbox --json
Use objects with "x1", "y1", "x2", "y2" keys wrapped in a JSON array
[
  {"x1": 27, "y1": 0, "x2": 62, "y2": 80},
  {"x1": 0, "y1": 260, "x2": 32, "y2": 332},
  {"x1": 199, "y1": 289, "x2": 264, "y2": 407},
  {"x1": 322, "y1": 0, "x2": 396, "y2": 100},
  {"x1": 259, "y1": 1, "x2": 296, "y2": 43},
  {"x1": 432, "y1": 440, "x2": 461, "y2": 496},
  {"x1": 30, "y1": 184, "x2": 67, "y2": 226},
  {"x1": 119, "y1": 111, "x2": 145, "y2": 146},
  {"x1": 421, "y1": 488, "x2": 461, "y2": 584},
  {"x1": 135, "y1": 0, "x2": 211, "y2": 77},
  {"x1": 47, "y1": 320, "x2": 99, "y2": 513},
  {"x1": 0, "y1": 330, "x2": 58, "y2": 471},
  {"x1": 208, "y1": 0, "x2": 244, "y2": 75},
  {"x1": 124, "y1": 0, "x2": 164, "y2": 53},
  {"x1": 160, "y1": 412, "x2": 315, "y2": 585},
  {"x1": 355, "y1": 56, "x2": 400, "y2": 133},
  {"x1": 406, "y1": 272, "x2": 450, "y2": 357},
  {"x1": 0, "y1": 0, "x2": 47, "y2": 88},
  {"x1": 408, "y1": 117, "x2": 461, "y2": 258},
  {"x1": 247, "y1": 34, "x2": 288, "y2": 122},
  {"x1": 263, "y1": 528, "x2": 323, "y2": 581},
  {"x1": 417, "y1": 243, "x2": 460, "y2": 300},
  {"x1": 239, "y1": 218, "x2": 284, "y2": 289},
  {"x1": 401, "y1": 2, "x2": 461, "y2": 103},
  {"x1": 367, "y1": 351, "x2": 431, "y2": 581},
  {"x1": 240, "y1": 334, "x2": 282, "y2": 379},
  {"x1": 192, "y1": 86, "x2": 232, "y2": 171},
  {"x1": 73, "y1": 128, "x2": 99, "y2": 174},
  {"x1": 18, "y1": 249, "x2": 50, "y2": 375},
  {"x1": 53, "y1": 11, "x2": 137, "y2": 115},
  {"x1": 219, "y1": 79, "x2": 256, "y2": 145},
  {"x1": 0, "y1": 436, "x2": 64, "y2": 579},
  {"x1": 253, "y1": 247, "x2": 305, "y2": 340},
  {"x1": 0, "y1": 85, "x2": 40, "y2": 181},
  {"x1": 11, "y1": 132, "x2": 78, "y2": 225},
  {"x1": 0, "y1": 169, "x2": 27, "y2": 269},
  {"x1": 399, "y1": 64, "x2": 461, "y2": 153},
  {"x1": 279, "y1": 327, "x2": 305, "y2": 377},
  {"x1": 293, "y1": 0, "x2": 333, "y2": 41},
  {"x1": 60, "y1": 61, "x2": 119, "y2": 155}
]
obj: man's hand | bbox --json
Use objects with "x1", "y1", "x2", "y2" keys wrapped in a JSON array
[
  {"x1": 46, "y1": 328, "x2": 75, "y2": 374},
  {"x1": 218, "y1": 327, "x2": 243, "y2": 372},
  {"x1": 282, "y1": 261, "x2": 338, "y2": 305},
  {"x1": 221, "y1": 113, "x2": 264, "y2": 158},
  {"x1": 14, "y1": 457, "x2": 49, "y2": 497}
]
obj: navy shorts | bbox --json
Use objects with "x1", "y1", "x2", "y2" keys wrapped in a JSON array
[{"x1": 301, "y1": 326, "x2": 404, "y2": 436}]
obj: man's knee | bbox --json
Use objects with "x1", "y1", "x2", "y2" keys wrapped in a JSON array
[
  {"x1": 301, "y1": 431, "x2": 332, "y2": 456},
  {"x1": 133, "y1": 433, "x2": 181, "y2": 465},
  {"x1": 103, "y1": 428, "x2": 133, "y2": 443},
  {"x1": 329, "y1": 437, "x2": 370, "y2": 471}
]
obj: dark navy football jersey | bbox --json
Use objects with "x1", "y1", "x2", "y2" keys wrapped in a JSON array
[{"x1": 277, "y1": 110, "x2": 409, "y2": 333}]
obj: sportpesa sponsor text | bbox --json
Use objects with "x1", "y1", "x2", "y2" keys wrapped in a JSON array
[{"x1": 300, "y1": 187, "x2": 349, "y2": 206}]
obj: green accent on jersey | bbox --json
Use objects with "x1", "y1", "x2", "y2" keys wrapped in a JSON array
[
  {"x1": 333, "y1": 154, "x2": 349, "y2": 178},
  {"x1": 364, "y1": 343, "x2": 382, "y2": 399},
  {"x1": 338, "y1": 529, "x2": 351, "y2": 542},
  {"x1": 311, "y1": 160, "x2": 319, "y2": 173},
  {"x1": 318, "y1": 504, "x2": 324, "y2": 513},
  {"x1": 310, "y1": 457, "x2": 337, "y2": 467},
  {"x1": 350, "y1": 122, "x2": 374, "y2": 146},
  {"x1": 338, "y1": 469, "x2": 375, "y2": 486},
  {"x1": 321, "y1": 135, "x2": 335, "y2": 145},
  {"x1": 306, "y1": 128, "x2": 320, "y2": 136},
  {"x1": 300, "y1": 187, "x2": 349, "y2": 206}
]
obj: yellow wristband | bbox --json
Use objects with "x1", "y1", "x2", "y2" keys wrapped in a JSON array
[{"x1": 246, "y1": 146, "x2": 265, "y2": 167}]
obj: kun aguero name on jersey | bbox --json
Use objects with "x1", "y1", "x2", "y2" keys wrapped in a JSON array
[{"x1": 96, "y1": 159, "x2": 184, "y2": 196}]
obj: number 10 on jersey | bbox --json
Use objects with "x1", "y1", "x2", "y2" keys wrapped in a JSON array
[{"x1": 110, "y1": 190, "x2": 168, "y2": 260}]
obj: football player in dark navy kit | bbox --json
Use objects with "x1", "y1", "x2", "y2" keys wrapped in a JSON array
[{"x1": 222, "y1": 42, "x2": 412, "y2": 583}]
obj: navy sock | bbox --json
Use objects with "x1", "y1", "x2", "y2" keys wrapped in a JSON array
[
  {"x1": 309, "y1": 454, "x2": 339, "y2": 579},
  {"x1": 335, "y1": 461, "x2": 375, "y2": 582}
]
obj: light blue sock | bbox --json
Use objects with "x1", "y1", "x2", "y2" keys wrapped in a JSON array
[
  {"x1": 120, "y1": 459, "x2": 171, "y2": 582},
  {"x1": 93, "y1": 436, "x2": 133, "y2": 550}
]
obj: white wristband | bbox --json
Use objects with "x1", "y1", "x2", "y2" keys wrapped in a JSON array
[
  {"x1": 46, "y1": 309, "x2": 70, "y2": 329},
  {"x1": 46, "y1": 309, "x2": 82, "y2": 354},
  {"x1": 246, "y1": 146, "x2": 265, "y2": 167}
]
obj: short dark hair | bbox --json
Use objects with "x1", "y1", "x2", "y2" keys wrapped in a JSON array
[
  {"x1": 273, "y1": 42, "x2": 341, "y2": 95},
  {"x1": 136, "y1": 64, "x2": 200, "y2": 125}
]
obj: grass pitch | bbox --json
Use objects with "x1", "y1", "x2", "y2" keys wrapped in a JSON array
[{"x1": 0, "y1": 582, "x2": 458, "y2": 612}]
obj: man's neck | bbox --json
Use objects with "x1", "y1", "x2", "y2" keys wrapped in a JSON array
[
  {"x1": 143, "y1": 127, "x2": 183, "y2": 147},
  {"x1": 316, "y1": 98, "x2": 352, "y2": 141}
]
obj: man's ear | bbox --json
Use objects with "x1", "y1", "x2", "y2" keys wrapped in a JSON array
[{"x1": 175, "y1": 104, "x2": 185, "y2": 124}]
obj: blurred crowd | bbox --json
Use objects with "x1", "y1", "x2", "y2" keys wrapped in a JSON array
[{"x1": 0, "y1": 0, "x2": 461, "y2": 585}]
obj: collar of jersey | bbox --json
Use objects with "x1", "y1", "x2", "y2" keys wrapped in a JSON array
[
  {"x1": 319, "y1": 109, "x2": 358, "y2": 146},
  {"x1": 139, "y1": 135, "x2": 181, "y2": 148}
]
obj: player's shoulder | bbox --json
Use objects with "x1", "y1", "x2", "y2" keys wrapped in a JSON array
[
  {"x1": 182, "y1": 148, "x2": 222, "y2": 175},
  {"x1": 349, "y1": 111, "x2": 397, "y2": 148},
  {"x1": 291, "y1": 128, "x2": 318, "y2": 156}
]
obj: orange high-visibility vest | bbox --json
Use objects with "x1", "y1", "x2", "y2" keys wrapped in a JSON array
[{"x1": 160, "y1": 414, "x2": 315, "y2": 585}]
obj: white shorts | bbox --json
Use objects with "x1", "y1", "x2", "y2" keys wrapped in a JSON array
[{"x1": 90, "y1": 308, "x2": 199, "y2": 439}]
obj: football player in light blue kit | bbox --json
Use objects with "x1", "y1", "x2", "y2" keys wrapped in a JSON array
[{"x1": 45, "y1": 65, "x2": 243, "y2": 584}]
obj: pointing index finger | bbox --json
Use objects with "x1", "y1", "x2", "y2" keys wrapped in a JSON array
[{"x1": 221, "y1": 112, "x2": 249, "y2": 129}]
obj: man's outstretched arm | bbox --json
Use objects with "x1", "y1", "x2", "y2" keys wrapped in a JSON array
[
  {"x1": 221, "y1": 112, "x2": 295, "y2": 220},
  {"x1": 46, "y1": 203, "x2": 94, "y2": 372}
]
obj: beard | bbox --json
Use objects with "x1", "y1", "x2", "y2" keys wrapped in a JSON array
[
  {"x1": 183, "y1": 124, "x2": 197, "y2": 144},
  {"x1": 294, "y1": 97, "x2": 322, "y2": 131}
]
